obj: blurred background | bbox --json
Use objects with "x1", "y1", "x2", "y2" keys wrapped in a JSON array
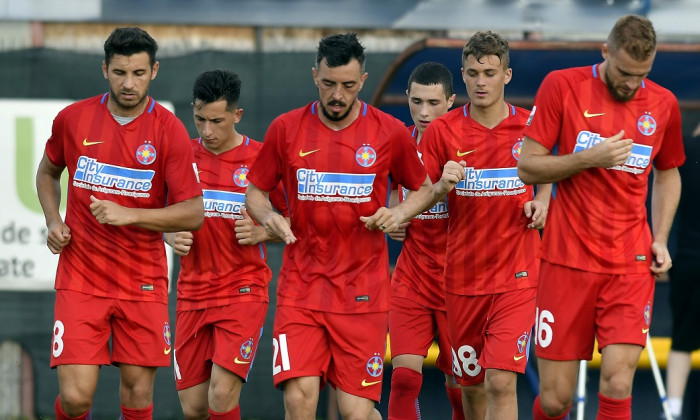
[{"x1": 1, "y1": 0, "x2": 700, "y2": 418}]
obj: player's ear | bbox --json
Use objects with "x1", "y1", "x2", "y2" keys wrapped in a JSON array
[
  {"x1": 504, "y1": 68, "x2": 513, "y2": 85},
  {"x1": 102, "y1": 61, "x2": 108, "y2": 80},
  {"x1": 447, "y1": 93, "x2": 456, "y2": 109},
  {"x1": 150, "y1": 61, "x2": 159, "y2": 80},
  {"x1": 312, "y1": 67, "x2": 319, "y2": 88}
]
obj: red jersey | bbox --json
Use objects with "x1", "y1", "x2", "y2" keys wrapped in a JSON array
[
  {"x1": 248, "y1": 101, "x2": 427, "y2": 313},
  {"x1": 176, "y1": 136, "x2": 289, "y2": 311},
  {"x1": 524, "y1": 65, "x2": 685, "y2": 274},
  {"x1": 421, "y1": 104, "x2": 540, "y2": 296},
  {"x1": 44, "y1": 94, "x2": 202, "y2": 303},
  {"x1": 392, "y1": 125, "x2": 449, "y2": 310}
]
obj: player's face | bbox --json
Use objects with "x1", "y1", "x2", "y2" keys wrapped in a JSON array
[
  {"x1": 462, "y1": 54, "x2": 511, "y2": 110},
  {"x1": 313, "y1": 58, "x2": 368, "y2": 122},
  {"x1": 602, "y1": 44, "x2": 655, "y2": 103},
  {"x1": 102, "y1": 52, "x2": 158, "y2": 117},
  {"x1": 407, "y1": 82, "x2": 455, "y2": 135},
  {"x1": 193, "y1": 99, "x2": 242, "y2": 154}
]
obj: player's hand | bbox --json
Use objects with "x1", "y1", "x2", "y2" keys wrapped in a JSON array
[
  {"x1": 650, "y1": 241, "x2": 672, "y2": 277},
  {"x1": 164, "y1": 231, "x2": 193, "y2": 256},
  {"x1": 262, "y1": 212, "x2": 296, "y2": 244},
  {"x1": 360, "y1": 206, "x2": 404, "y2": 233},
  {"x1": 387, "y1": 221, "x2": 410, "y2": 241},
  {"x1": 46, "y1": 220, "x2": 71, "y2": 254},
  {"x1": 587, "y1": 130, "x2": 633, "y2": 168},
  {"x1": 89, "y1": 195, "x2": 133, "y2": 226},
  {"x1": 524, "y1": 199, "x2": 548, "y2": 230},
  {"x1": 235, "y1": 207, "x2": 266, "y2": 245},
  {"x1": 436, "y1": 160, "x2": 467, "y2": 196}
]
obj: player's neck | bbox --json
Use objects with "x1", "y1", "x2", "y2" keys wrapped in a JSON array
[
  {"x1": 319, "y1": 99, "x2": 361, "y2": 131},
  {"x1": 107, "y1": 95, "x2": 148, "y2": 118},
  {"x1": 468, "y1": 101, "x2": 508, "y2": 129}
]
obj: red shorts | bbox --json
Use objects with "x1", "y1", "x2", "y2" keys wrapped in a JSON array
[
  {"x1": 272, "y1": 305, "x2": 388, "y2": 402},
  {"x1": 173, "y1": 301, "x2": 268, "y2": 390},
  {"x1": 446, "y1": 288, "x2": 536, "y2": 387},
  {"x1": 389, "y1": 296, "x2": 452, "y2": 376},
  {"x1": 51, "y1": 289, "x2": 170, "y2": 368},
  {"x1": 535, "y1": 261, "x2": 654, "y2": 361}
]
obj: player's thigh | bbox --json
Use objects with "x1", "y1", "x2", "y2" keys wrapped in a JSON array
[
  {"x1": 480, "y1": 287, "x2": 536, "y2": 374},
  {"x1": 596, "y1": 271, "x2": 654, "y2": 350},
  {"x1": 326, "y1": 311, "x2": 388, "y2": 402},
  {"x1": 271, "y1": 306, "x2": 330, "y2": 388},
  {"x1": 112, "y1": 299, "x2": 171, "y2": 367},
  {"x1": 51, "y1": 289, "x2": 113, "y2": 367},
  {"x1": 389, "y1": 296, "x2": 437, "y2": 359},
  {"x1": 535, "y1": 261, "x2": 598, "y2": 361},
  {"x1": 174, "y1": 309, "x2": 214, "y2": 391},
  {"x1": 445, "y1": 293, "x2": 489, "y2": 387},
  {"x1": 211, "y1": 301, "x2": 268, "y2": 382}
]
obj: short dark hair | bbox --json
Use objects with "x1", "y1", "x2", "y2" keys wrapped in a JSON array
[
  {"x1": 462, "y1": 31, "x2": 510, "y2": 69},
  {"x1": 192, "y1": 70, "x2": 242, "y2": 111},
  {"x1": 607, "y1": 15, "x2": 656, "y2": 61},
  {"x1": 407, "y1": 62, "x2": 454, "y2": 98},
  {"x1": 104, "y1": 27, "x2": 158, "y2": 67},
  {"x1": 316, "y1": 33, "x2": 366, "y2": 71}
]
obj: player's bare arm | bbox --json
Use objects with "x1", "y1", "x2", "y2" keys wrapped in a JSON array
[
  {"x1": 524, "y1": 183, "x2": 552, "y2": 230},
  {"x1": 386, "y1": 188, "x2": 410, "y2": 241},
  {"x1": 235, "y1": 207, "x2": 291, "y2": 245},
  {"x1": 89, "y1": 195, "x2": 204, "y2": 231},
  {"x1": 360, "y1": 175, "x2": 433, "y2": 233},
  {"x1": 245, "y1": 182, "x2": 296, "y2": 244},
  {"x1": 36, "y1": 152, "x2": 72, "y2": 254},
  {"x1": 518, "y1": 131, "x2": 634, "y2": 184},
  {"x1": 163, "y1": 231, "x2": 193, "y2": 256},
  {"x1": 650, "y1": 166, "x2": 681, "y2": 276}
]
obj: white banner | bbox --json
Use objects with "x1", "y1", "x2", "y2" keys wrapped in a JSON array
[{"x1": 0, "y1": 99, "x2": 174, "y2": 291}]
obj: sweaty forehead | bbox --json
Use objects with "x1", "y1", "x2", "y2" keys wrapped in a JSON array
[{"x1": 108, "y1": 52, "x2": 151, "y2": 69}]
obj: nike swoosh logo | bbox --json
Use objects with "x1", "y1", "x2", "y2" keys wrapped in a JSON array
[
  {"x1": 361, "y1": 379, "x2": 381, "y2": 387},
  {"x1": 456, "y1": 149, "x2": 477, "y2": 157},
  {"x1": 299, "y1": 148, "x2": 320, "y2": 157},
  {"x1": 513, "y1": 355, "x2": 526, "y2": 361},
  {"x1": 83, "y1": 138, "x2": 103, "y2": 146},
  {"x1": 642, "y1": 328, "x2": 650, "y2": 334},
  {"x1": 164, "y1": 347, "x2": 171, "y2": 355},
  {"x1": 234, "y1": 357, "x2": 251, "y2": 364},
  {"x1": 583, "y1": 110, "x2": 606, "y2": 118}
]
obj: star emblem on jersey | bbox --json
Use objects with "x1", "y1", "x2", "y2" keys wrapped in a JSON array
[
  {"x1": 637, "y1": 113, "x2": 657, "y2": 136},
  {"x1": 136, "y1": 143, "x2": 157, "y2": 165},
  {"x1": 456, "y1": 149, "x2": 477, "y2": 157},
  {"x1": 233, "y1": 167, "x2": 249, "y2": 187},
  {"x1": 643, "y1": 302, "x2": 651, "y2": 326},
  {"x1": 356, "y1": 145, "x2": 377, "y2": 167},
  {"x1": 240, "y1": 339, "x2": 254, "y2": 360},
  {"x1": 583, "y1": 110, "x2": 606, "y2": 118},
  {"x1": 514, "y1": 332, "x2": 529, "y2": 361},
  {"x1": 163, "y1": 322, "x2": 172, "y2": 354},
  {"x1": 366, "y1": 354, "x2": 383, "y2": 378},
  {"x1": 512, "y1": 141, "x2": 523, "y2": 161},
  {"x1": 83, "y1": 138, "x2": 103, "y2": 146},
  {"x1": 299, "y1": 148, "x2": 320, "y2": 157}
]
